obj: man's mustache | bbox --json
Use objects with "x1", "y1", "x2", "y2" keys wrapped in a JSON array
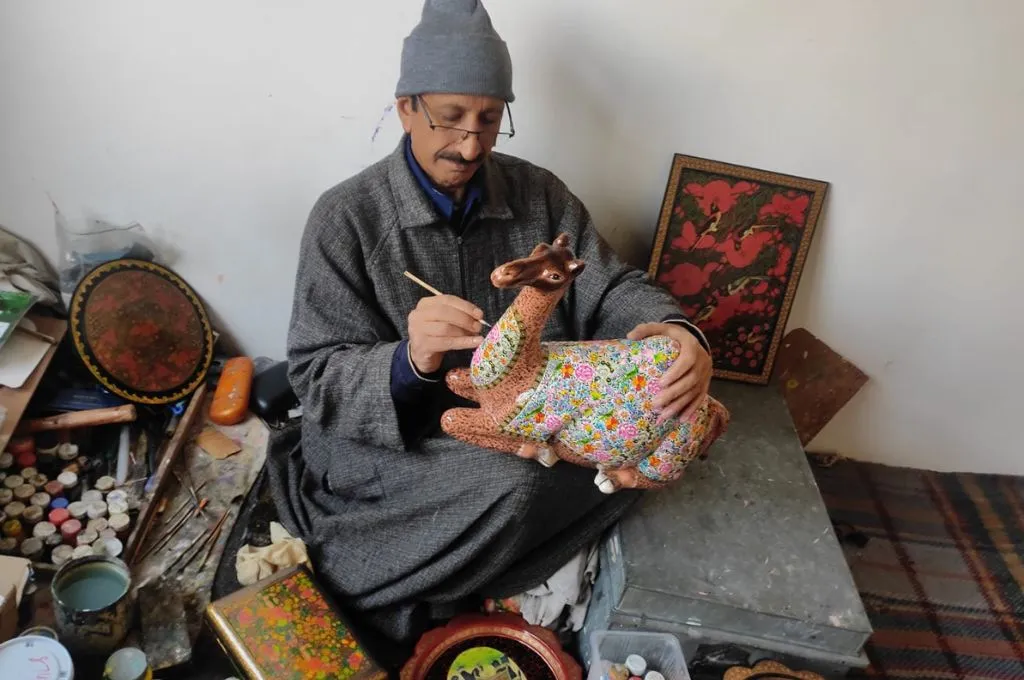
[{"x1": 436, "y1": 152, "x2": 481, "y2": 167}]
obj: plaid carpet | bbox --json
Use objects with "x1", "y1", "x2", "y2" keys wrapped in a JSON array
[{"x1": 811, "y1": 456, "x2": 1024, "y2": 680}]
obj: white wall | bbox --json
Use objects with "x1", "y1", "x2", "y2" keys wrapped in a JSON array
[{"x1": 2, "y1": 1, "x2": 1022, "y2": 474}]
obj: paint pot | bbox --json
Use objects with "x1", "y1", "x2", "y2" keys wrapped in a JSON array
[
  {"x1": 82, "y1": 489, "x2": 104, "y2": 504},
  {"x1": 51, "y1": 554, "x2": 136, "y2": 656},
  {"x1": 104, "y1": 646, "x2": 152, "y2": 680},
  {"x1": 0, "y1": 631, "x2": 75, "y2": 679}
]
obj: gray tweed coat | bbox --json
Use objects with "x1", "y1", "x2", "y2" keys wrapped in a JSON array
[{"x1": 268, "y1": 135, "x2": 688, "y2": 646}]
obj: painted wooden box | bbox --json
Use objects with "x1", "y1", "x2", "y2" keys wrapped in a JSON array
[{"x1": 205, "y1": 565, "x2": 387, "y2": 680}]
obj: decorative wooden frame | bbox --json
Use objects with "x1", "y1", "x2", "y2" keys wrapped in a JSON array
[
  {"x1": 647, "y1": 154, "x2": 828, "y2": 385},
  {"x1": 400, "y1": 613, "x2": 581, "y2": 680}
]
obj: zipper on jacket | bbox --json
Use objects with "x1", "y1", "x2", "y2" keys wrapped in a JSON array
[{"x1": 456, "y1": 235, "x2": 466, "y2": 300}]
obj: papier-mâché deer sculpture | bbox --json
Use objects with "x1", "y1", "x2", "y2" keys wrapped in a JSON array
[{"x1": 441, "y1": 234, "x2": 730, "y2": 492}]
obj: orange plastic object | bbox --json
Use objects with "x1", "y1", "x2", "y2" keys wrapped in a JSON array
[{"x1": 209, "y1": 357, "x2": 254, "y2": 426}]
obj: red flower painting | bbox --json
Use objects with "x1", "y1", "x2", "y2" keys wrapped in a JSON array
[{"x1": 648, "y1": 155, "x2": 828, "y2": 384}]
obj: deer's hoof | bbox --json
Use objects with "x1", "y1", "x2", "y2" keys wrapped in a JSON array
[
  {"x1": 594, "y1": 470, "x2": 617, "y2": 494},
  {"x1": 536, "y1": 445, "x2": 558, "y2": 468}
]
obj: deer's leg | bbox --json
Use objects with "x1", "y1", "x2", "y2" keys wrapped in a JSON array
[
  {"x1": 445, "y1": 368, "x2": 479, "y2": 402},
  {"x1": 440, "y1": 408, "x2": 558, "y2": 466}
]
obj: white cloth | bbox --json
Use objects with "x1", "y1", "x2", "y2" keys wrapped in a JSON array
[
  {"x1": 517, "y1": 541, "x2": 600, "y2": 632},
  {"x1": 235, "y1": 521, "x2": 312, "y2": 586}
]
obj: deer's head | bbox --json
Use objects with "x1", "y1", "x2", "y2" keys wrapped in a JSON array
[{"x1": 491, "y1": 234, "x2": 586, "y2": 292}]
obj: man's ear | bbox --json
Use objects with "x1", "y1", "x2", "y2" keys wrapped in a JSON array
[{"x1": 396, "y1": 96, "x2": 416, "y2": 133}]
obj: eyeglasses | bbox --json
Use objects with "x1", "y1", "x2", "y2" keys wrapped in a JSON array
[{"x1": 417, "y1": 96, "x2": 515, "y2": 142}]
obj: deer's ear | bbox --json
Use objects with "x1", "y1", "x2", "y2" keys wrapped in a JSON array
[
  {"x1": 553, "y1": 233, "x2": 571, "y2": 248},
  {"x1": 567, "y1": 260, "x2": 586, "y2": 274}
]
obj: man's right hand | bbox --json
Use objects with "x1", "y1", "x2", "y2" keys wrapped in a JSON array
[{"x1": 408, "y1": 295, "x2": 485, "y2": 375}]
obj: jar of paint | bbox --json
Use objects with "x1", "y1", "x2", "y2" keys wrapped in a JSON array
[
  {"x1": 21, "y1": 505, "x2": 43, "y2": 528},
  {"x1": 61, "y1": 518, "x2": 82, "y2": 545},
  {"x1": 49, "y1": 508, "x2": 70, "y2": 528},
  {"x1": 30, "y1": 492, "x2": 51, "y2": 509},
  {"x1": 3, "y1": 501, "x2": 25, "y2": 520},
  {"x1": 19, "y1": 537, "x2": 43, "y2": 561},
  {"x1": 34, "y1": 521, "x2": 57, "y2": 541},
  {"x1": 52, "y1": 554, "x2": 136, "y2": 656},
  {"x1": 68, "y1": 501, "x2": 88, "y2": 521}
]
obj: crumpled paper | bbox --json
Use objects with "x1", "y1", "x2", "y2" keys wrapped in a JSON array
[{"x1": 235, "y1": 522, "x2": 311, "y2": 586}]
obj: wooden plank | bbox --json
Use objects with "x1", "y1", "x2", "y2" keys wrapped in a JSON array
[
  {"x1": 0, "y1": 315, "x2": 67, "y2": 450},
  {"x1": 773, "y1": 328, "x2": 869, "y2": 446},
  {"x1": 123, "y1": 382, "x2": 208, "y2": 566}
]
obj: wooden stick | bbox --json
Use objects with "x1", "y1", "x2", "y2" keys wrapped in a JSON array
[
  {"x1": 16, "y1": 404, "x2": 137, "y2": 434},
  {"x1": 14, "y1": 325, "x2": 57, "y2": 345},
  {"x1": 403, "y1": 271, "x2": 492, "y2": 327},
  {"x1": 124, "y1": 384, "x2": 207, "y2": 565}
]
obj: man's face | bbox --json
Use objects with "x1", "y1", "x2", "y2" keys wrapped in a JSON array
[{"x1": 398, "y1": 93, "x2": 506, "y2": 196}]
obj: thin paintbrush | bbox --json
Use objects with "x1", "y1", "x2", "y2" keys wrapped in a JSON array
[{"x1": 402, "y1": 271, "x2": 492, "y2": 327}]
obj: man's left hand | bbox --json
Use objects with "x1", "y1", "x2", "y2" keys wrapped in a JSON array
[{"x1": 627, "y1": 322, "x2": 712, "y2": 424}]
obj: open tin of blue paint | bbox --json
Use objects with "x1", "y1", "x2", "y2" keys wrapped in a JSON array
[{"x1": 51, "y1": 554, "x2": 136, "y2": 656}]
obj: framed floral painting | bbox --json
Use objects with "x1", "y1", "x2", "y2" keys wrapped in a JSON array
[{"x1": 647, "y1": 154, "x2": 828, "y2": 385}]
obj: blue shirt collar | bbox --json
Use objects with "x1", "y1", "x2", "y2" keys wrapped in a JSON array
[{"x1": 404, "y1": 135, "x2": 484, "y2": 225}]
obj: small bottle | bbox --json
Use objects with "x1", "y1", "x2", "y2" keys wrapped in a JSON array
[
  {"x1": 19, "y1": 537, "x2": 43, "y2": 562},
  {"x1": 29, "y1": 474, "x2": 49, "y2": 491},
  {"x1": 76, "y1": 529, "x2": 98, "y2": 547},
  {"x1": 3, "y1": 501, "x2": 25, "y2": 520},
  {"x1": 106, "y1": 489, "x2": 129, "y2": 505},
  {"x1": 33, "y1": 521, "x2": 57, "y2": 541},
  {"x1": 8, "y1": 436, "x2": 35, "y2": 456},
  {"x1": 57, "y1": 443, "x2": 79, "y2": 464},
  {"x1": 86, "y1": 517, "x2": 109, "y2": 534},
  {"x1": 99, "y1": 527, "x2": 117, "y2": 541},
  {"x1": 13, "y1": 484, "x2": 35, "y2": 503},
  {"x1": 15, "y1": 452, "x2": 37, "y2": 470},
  {"x1": 0, "y1": 488, "x2": 12, "y2": 506},
  {"x1": 2, "y1": 518, "x2": 23, "y2": 541},
  {"x1": 0, "y1": 452, "x2": 13, "y2": 472},
  {"x1": 97, "y1": 537, "x2": 123, "y2": 558},
  {"x1": 81, "y1": 489, "x2": 104, "y2": 504},
  {"x1": 108, "y1": 513, "x2": 131, "y2": 539},
  {"x1": 3, "y1": 475, "x2": 23, "y2": 490},
  {"x1": 20, "y1": 467, "x2": 39, "y2": 481},
  {"x1": 67, "y1": 501, "x2": 88, "y2": 521},
  {"x1": 0, "y1": 537, "x2": 18, "y2": 555},
  {"x1": 107, "y1": 498, "x2": 129, "y2": 517},
  {"x1": 95, "y1": 476, "x2": 117, "y2": 494},
  {"x1": 48, "y1": 508, "x2": 70, "y2": 528},
  {"x1": 51, "y1": 544, "x2": 74, "y2": 566},
  {"x1": 57, "y1": 471, "x2": 80, "y2": 502},
  {"x1": 30, "y1": 492, "x2": 51, "y2": 509},
  {"x1": 21, "y1": 505, "x2": 43, "y2": 528},
  {"x1": 60, "y1": 518, "x2": 82, "y2": 545},
  {"x1": 44, "y1": 480, "x2": 65, "y2": 499},
  {"x1": 50, "y1": 497, "x2": 69, "y2": 511},
  {"x1": 87, "y1": 501, "x2": 108, "y2": 520},
  {"x1": 70, "y1": 545, "x2": 93, "y2": 560}
]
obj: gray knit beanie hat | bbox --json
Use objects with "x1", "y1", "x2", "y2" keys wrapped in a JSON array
[{"x1": 396, "y1": 0, "x2": 515, "y2": 102}]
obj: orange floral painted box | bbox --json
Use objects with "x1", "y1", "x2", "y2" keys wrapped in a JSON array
[{"x1": 205, "y1": 565, "x2": 387, "y2": 680}]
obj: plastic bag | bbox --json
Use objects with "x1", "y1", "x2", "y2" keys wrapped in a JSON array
[{"x1": 53, "y1": 200, "x2": 162, "y2": 304}]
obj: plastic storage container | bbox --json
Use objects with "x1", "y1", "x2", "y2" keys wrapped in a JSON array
[{"x1": 587, "y1": 631, "x2": 690, "y2": 680}]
